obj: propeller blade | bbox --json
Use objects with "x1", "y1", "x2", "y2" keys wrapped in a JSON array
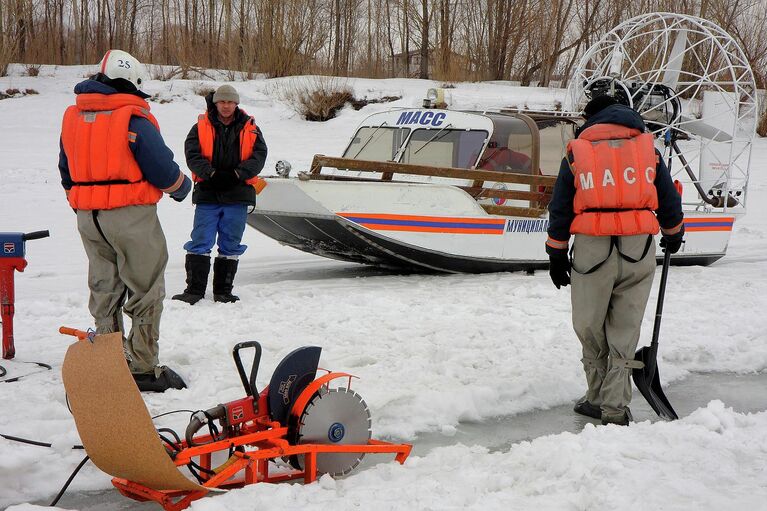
[
  {"x1": 678, "y1": 115, "x2": 732, "y2": 142},
  {"x1": 662, "y1": 29, "x2": 688, "y2": 89}
]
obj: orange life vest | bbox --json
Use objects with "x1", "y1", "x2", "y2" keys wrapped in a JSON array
[
  {"x1": 61, "y1": 94, "x2": 162, "y2": 210},
  {"x1": 195, "y1": 112, "x2": 258, "y2": 182},
  {"x1": 568, "y1": 123, "x2": 660, "y2": 236},
  {"x1": 61, "y1": 93, "x2": 163, "y2": 210}
]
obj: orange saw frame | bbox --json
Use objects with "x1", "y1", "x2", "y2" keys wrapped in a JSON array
[{"x1": 60, "y1": 327, "x2": 411, "y2": 511}]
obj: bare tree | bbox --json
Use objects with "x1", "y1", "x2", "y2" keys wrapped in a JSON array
[
  {"x1": 1, "y1": 0, "x2": 764, "y2": 94},
  {"x1": 417, "y1": 0, "x2": 429, "y2": 78}
]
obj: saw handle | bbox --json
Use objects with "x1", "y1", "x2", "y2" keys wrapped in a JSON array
[
  {"x1": 59, "y1": 326, "x2": 91, "y2": 340},
  {"x1": 233, "y1": 341, "x2": 262, "y2": 397},
  {"x1": 22, "y1": 230, "x2": 50, "y2": 241}
]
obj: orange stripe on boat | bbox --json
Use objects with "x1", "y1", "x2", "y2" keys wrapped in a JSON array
[
  {"x1": 339, "y1": 213, "x2": 506, "y2": 235},
  {"x1": 341, "y1": 212, "x2": 506, "y2": 225},
  {"x1": 683, "y1": 217, "x2": 734, "y2": 232}
]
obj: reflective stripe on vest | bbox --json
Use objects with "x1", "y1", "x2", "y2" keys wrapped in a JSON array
[
  {"x1": 195, "y1": 112, "x2": 258, "y2": 182},
  {"x1": 567, "y1": 123, "x2": 660, "y2": 236},
  {"x1": 61, "y1": 93, "x2": 163, "y2": 210}
]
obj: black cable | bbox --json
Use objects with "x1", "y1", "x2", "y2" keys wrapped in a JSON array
[
  {"x1": 185, "y1": 462, "x2": 205, "y2": 484},
  {"x1": 5, "y1": 407, "x2": 210, "y2": 504},
  {"x1": 0, "y1": 365, "x2": 6, "y2": 378},
  {"x1": 0, "y1": 433, "x2": 83, "y2": 449},
  {"x1": 153, "y1": 415, "x2": 219, "y2": 483},
  {"x1": 0, "y1": 361, "x2": 53, "y2": 383},
  {"x1": 50, "y1": 455, "x2": 90, "y2": 507},
  {"x1": 157, "y1": 428, "x2": 184, "y2": 461},
  {"x1": 206, "y1": 411, "x2": 223, "y2": 442},
  {"x1": 152, "y1": 409, "x2": 195, "y2": 419},
  {"x1": 158, "y1": 427, "x2": 182, "y2": 446}
]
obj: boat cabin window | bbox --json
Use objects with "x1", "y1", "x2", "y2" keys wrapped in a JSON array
[
  {"x1": 477, "y1": 117, "x2": 534, "y2": 173},
  {"x1": 343, "y1": 126, "x2": 411, "y2": 161},
  {"x1": 400, "y1": 129, "x2": 488, "y2": 169},
  {"x1": 537, "y1": 119, "x2": 576, "y2": 175}
]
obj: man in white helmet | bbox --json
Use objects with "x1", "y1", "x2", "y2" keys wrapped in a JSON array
[{"x1": 58, "y1": 49, "x2": 192, "y2": 392}]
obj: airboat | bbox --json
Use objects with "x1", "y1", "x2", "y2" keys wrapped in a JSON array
[{"x1": 247, "y1": 13, "x2": 758, "y2": 273}]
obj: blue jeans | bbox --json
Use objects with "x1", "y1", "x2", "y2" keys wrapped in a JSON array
[{"x1": 183, "y1": 203, "x2": 248, "y2": 257}]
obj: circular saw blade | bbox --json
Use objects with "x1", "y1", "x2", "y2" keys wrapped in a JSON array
[{"x1": 294, "y1": 387, "x2": 372, "y2": 477}]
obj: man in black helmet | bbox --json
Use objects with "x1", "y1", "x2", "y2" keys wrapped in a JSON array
[{"x1": 545, "y1": 94, "x2": 684, "y2": 425}]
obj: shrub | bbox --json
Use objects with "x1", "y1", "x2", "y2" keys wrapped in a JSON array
[
  {"x1": 276, "y1": 77, "x2": 355, "y2": 121},
  {"x1": 192, "y1": 83, "x2": 216, "y2": 98},
  {"x1": 151, "y1": 65, "x2": 176, "y2": 81},
  {"x1": 148, "y1": 94, "x2": 173, "y2": 104},
  {"x1": 758, "y1": 104, "x2": 767, "y2": 137},
  {"x1": 25, "y1": 64, "x2": 40, "y2": 77},
  {"x1": 0, "y1": 88, "x2": 38, "y2": 100}
]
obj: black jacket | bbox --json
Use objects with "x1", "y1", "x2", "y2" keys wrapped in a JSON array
[
  {"x1": 185, "y1": 93, "x2": 268, "y2": 205},
  {"x1": 547, "y1": 104, "x2": 683, "y2": 247}
]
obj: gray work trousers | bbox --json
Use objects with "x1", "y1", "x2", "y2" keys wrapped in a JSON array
[
  {"x1": 76, "y1": 205, "x2": 168, "y2": 375},
  {"x1": 570, "y1": 234, "x2": 656, "y2": 421}
]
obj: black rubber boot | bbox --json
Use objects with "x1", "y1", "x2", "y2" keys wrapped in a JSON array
[
  {"x1": 133, "y1": 366, "x2": 187, "y2": 392},
  {"x1": 573, "y1": 399, "x2": 602, "y2": 420},
  {"x1": 213, "y1": 257, "x2": 240, "y2": 303},
  {"x1": 172, "y1": 254, "x2": 210, "y2": 305}
]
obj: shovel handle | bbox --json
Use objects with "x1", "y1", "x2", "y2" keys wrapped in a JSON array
[{"x1": 650, "y1": 248, "x2": 672, "y2": 353}]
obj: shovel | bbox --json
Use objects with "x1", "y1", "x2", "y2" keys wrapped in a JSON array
[{"x1": 632, "y1": 247, "x2": 679, "y2": 420}]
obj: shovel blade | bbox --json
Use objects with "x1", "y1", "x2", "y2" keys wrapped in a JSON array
[{"x1": 632, "y1": 346, "x2": 679, "y2": 420}]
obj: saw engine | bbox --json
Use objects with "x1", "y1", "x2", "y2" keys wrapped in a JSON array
[{"x1": 60, "y1": 329, "x2": 411, "y2": 511}]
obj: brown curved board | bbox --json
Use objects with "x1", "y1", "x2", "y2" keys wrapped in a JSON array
[{"x1": 62, "y1": 332, "x2": 203, "y2": 491}]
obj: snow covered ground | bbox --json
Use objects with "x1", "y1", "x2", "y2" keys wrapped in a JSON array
[{"x1": 1, "y1": 64, "x2": 766, "y2": 511}]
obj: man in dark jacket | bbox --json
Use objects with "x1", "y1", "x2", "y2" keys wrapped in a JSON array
[
  {"x1": 172, "y1": 84, "x2": 267, "y2": 304},
  {"x1": 59, "y1": 49, "x2": 191, "y2": 392},
  {"x1": 545, "y1": 95, "x2": 684, "y2": 425}
]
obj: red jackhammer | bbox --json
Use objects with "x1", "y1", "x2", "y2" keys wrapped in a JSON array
[{"x1": 0, "y1": 230, "x2": 49, "y2": 359}]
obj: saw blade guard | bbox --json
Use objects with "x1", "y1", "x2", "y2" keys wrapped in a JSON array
[{"x1": 267, "y1": 346, "x2": 321, "y2": 425}]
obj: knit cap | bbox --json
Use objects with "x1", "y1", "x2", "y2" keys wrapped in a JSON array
[{"x1": 213, "y1": 84, "x2": 239, "y2": 104}]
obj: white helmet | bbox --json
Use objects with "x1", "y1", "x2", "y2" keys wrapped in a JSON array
[{"x1": 98, "y1": 49, "x2": 147, "y2": 91}]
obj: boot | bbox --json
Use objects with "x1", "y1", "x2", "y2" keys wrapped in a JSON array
[
  {"x1": 133, "y1": 366, "x2": 187, "y2": 392},
  {"x1": 172, "y1": 254, "x2": 210, "y2": 305},
  {"x1": 601, "y1": 407, "x2": 633, "y2": 426},
  {"x1": 213, "y1": 257, "x2": 240, "y2": 303},
  {"x1": 573, "y1": 399, "x2": 601, "y2": 420}
]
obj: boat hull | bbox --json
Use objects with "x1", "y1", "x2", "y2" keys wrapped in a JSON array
[{"x1": 247, "y1": 179, "x2": 736, "y2": 273}]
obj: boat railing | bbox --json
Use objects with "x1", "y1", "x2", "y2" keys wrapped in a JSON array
[{"x1": 305, "y1": 155, "x2": 557, "y2": 219}]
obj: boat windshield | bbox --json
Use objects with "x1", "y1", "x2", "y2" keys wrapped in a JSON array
[
  {"x1": 400, "y1": 129, "x2": 488, "y2": 169},
  {"x1": 343, "y1": 126, "x2": 411, "y2": 161}
]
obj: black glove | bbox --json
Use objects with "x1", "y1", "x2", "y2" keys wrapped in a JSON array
[
  {"x1": 548, "y1": 249, "x2": 571, "y2": 289},
  {"x1": 197, "y1": 167, "x2": 216, "y2": 181},
  {"x1": 660, "y1": 224, "x2": 685, "y2": 254},
  {"x1": 170, "y1": 175, "x2": 192, "y2": 202}
]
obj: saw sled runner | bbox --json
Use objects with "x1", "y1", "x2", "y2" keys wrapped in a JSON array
[{"x1": 60, "y1": 327, "x2": 411, "y2": 511}]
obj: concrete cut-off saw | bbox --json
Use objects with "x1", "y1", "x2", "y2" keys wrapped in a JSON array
[{"x1": 59, "y1": 327, "x2": 411, "y2": 511}]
